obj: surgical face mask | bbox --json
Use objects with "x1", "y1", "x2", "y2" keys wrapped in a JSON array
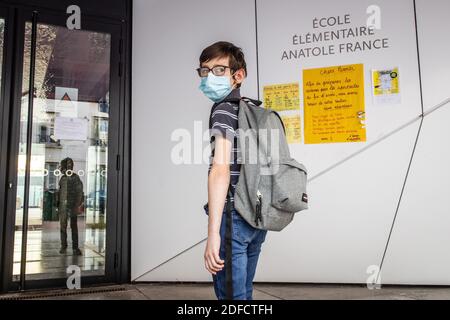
[{"x1": 199, "y1": 73, "x2": 233, "y2": 103}]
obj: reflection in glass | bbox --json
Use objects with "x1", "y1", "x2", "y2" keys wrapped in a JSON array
[{"x1": 13, "y1": 22, "x2": 111, "y2": 281}]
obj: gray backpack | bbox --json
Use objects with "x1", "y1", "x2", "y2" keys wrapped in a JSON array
[{"x1": 232, "y1": 97, "x2": 309, "y2": 231}]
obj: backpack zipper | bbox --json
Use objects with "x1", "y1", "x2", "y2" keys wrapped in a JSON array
[{"x1": 255, "y1": 190, "x2": 263, "y2": 226}]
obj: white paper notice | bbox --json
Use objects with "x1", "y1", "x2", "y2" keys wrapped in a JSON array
[{"x1": 54, "y1": 117, "x2": 88, "y2": 141}]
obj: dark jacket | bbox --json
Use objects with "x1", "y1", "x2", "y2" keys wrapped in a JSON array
[{"x1": 57, "y1": 173, "x2": 83, "y2": 214}]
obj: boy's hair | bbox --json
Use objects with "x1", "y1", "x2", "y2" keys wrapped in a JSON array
[
  {"x1": 60, "y1": 157, "x2": 74, "y2": 170},
  {"x1": 199, "y1": 41, "x2": 247, "y2": 88}
]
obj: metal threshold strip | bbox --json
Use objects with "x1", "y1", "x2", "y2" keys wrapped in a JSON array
[{"x1": 0, "y1": 285, "x2": 127, "y2": 300}]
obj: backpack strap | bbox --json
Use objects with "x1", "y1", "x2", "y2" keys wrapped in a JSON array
[
  {"x1": 226, "y1": 97, "x2": 285, "y2": 133},
  {"x1": 209, "y1": 97, "x2": 261, "y2": 131},
  {"x1": 241, "y1": 97, "x2": 263, "y2": 107},
  {"x1": 269, "y1": 110, "x2": 287, "y2": 135},
  {"x1": 221, "y1": 96, "x2": 263, "y2": 107},
  {"x1": 225, "y1": 185, "x2": 234, "y2": 300}
]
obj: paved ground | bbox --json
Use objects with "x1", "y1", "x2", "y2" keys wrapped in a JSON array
[{"x1": 2, "y1": 283, "x2": 450, "y2": 300}]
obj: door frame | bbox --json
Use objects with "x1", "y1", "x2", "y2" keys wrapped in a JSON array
[
  {"x1": 0, "y1": 4, "x2": 16, "y2": 294},
  {"x1": 0, "y1": 0, "x2": 132, "y2": 293}
]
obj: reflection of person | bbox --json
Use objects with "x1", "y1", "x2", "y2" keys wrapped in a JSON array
[
  {"x1": 198, "y1": 42, "x2": 267, "y2": 300},
  {"x1": 57, "y1": 157, "x2": 83, "y2": 256}
]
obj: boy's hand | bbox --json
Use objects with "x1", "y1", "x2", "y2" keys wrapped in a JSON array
[{"x1": 204, "y1": 233, "x2": 224, "y2": 275}]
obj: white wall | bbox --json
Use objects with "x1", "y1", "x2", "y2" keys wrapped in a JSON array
[
  {"x1": 131, "y1": 0, "x2": 258, "y2": 281},
  {"x1": 415, "y1": 0, "x2": 450, "y2": 112},
  {"x1": 379, "y1": 0, "x2": 450, "y2": 285},
  {"x1": 132, "y1": 0, "x2": 450, "y2": 284}
]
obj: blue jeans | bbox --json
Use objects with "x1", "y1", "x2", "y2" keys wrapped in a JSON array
[{"x1": 212, "y1": 208, "x2": 268, "y2": 300}]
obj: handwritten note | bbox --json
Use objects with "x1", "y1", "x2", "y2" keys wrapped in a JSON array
[
  {"x1": 264, "y1": 83, "x2": 300, "y2": 111},
  {"x1": 281, "y1": 115, "x2": 302, "y2": 144},
  {"x1": 303, "y1": 64, "x2": 366, "y2": 144}
]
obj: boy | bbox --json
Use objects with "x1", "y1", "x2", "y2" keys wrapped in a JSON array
[{"x1": 197, "y1": 41, "x2": 268, "y2": 300}]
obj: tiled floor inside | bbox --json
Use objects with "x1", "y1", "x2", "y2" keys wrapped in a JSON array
[
  {"x1": 3, "y1": 283, "x2": 450, "y2": 300},
  {"x1": 12, "y1": 215, "x2": 105, "y2": 281}
]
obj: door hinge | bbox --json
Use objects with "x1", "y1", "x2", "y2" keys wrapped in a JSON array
[
  {"x1": 114, "y1": 252, "x2": 119, "y2": 269},
  {"x1": 116, "y1": 154, "x2": 121, "y2": 171},
  {"x1": 119, "y1": 38, "x2": 123, "y2": 54}
]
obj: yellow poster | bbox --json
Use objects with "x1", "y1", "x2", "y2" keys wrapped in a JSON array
[
  {"x1": 303, "y1": 64, "x2": 366, "y2": 144},
  {"x1": 281, "y1": 115, "x2": 302, "y2": 144},
  {"x1": 263, "y1": 82, "x2": 300, "y2": 111}
]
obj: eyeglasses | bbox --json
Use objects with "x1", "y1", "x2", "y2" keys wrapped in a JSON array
[{"x1": 196, "y1": 65, "x2": 233, "y2": 78}]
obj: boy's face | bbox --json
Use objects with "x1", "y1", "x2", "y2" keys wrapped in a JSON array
[{"x1": 201, "y1": 56, "x2": 245, "y2": 88}]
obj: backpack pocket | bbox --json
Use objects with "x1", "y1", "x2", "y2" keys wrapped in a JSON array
[{"x1": 271, "y1": 158, "x2": 308, "y2": 213}]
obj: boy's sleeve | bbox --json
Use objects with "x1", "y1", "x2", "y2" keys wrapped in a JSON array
[{"x1": 210, "y1": 102, "x2": 238, "y2": 142}]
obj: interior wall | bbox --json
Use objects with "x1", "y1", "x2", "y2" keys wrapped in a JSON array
[{"x1": 131, "y1": 0, "x2": 450, "y2": 284}]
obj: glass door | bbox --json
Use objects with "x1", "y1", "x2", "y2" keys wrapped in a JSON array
[{"x1": 3, "y1": 9, "x2": 122, "y2": 291}]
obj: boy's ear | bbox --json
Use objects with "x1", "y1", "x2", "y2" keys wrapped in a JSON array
[{"x1": 233, "y1": 68, "x2": 246, "y2": 85}]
